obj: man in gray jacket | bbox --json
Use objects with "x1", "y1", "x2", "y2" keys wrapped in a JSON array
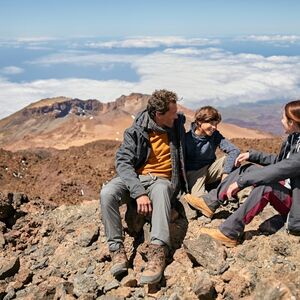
[{"x1": 100, "y1": 89, "x2": 187, "y2": 284}]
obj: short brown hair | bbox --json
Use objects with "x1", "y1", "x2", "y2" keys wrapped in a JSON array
[
  {"x1": 285, "y1": 100, "x2": 300, "y2": 127},
  {"x1": 194, "y1": 106, "x2": 221, "y2": 124},
  {"x1": 147, "y1": 89, "x2": 178, "y2": 119}
]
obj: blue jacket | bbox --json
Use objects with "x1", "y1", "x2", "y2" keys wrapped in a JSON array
[{"x1": 185, "y1": 122, "x2": 240, "y2": 173}]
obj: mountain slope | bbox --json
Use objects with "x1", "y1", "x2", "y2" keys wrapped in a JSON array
[
  {"x1": 0, "y1": 94, "x2": 273, "y2": 151},
  {"x1": 219, "y1": 99, "x2": 287, "y2": 136}
]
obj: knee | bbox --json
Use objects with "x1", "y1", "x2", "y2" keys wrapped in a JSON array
[
  {"x1": 100, "y1": 184, "x2": 116, "y2": 210},
  {"x1": 151, "y1": 180, "x2": 174, "y2": 209},
  {"x1": 156, "y1": 180, "x2": 173, "y2": 195}
]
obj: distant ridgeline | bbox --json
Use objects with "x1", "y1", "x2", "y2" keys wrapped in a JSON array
[
  {"x1": 23, "y1": 99, "x2": 101, "y2": 118},
  {"x1": 219, "y1": 99, "x2": 287, "y2": 136}
]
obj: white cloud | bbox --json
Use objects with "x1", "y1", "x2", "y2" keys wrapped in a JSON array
[
  {"x1": 0, "y1": 37, "x2": 58, "y2": 48},
  {"x1": 85, "y1": 36, "x2": 220, "y2": 49},
  {"x1": 1, "y1": 47, "x2": 300, "y2": 120},
  {"x1": 28, "y1": 52, "x2": 140, "y2": 66},
  {"x1": 1, "y1": 66, "x2": 24, "y2": 75},
  {"x1": 164, "y1": 47, "x2": 225, "y2": 57},
  {"x1": 238, "y1": 35, "x2": 300, "y2": 44},
  {"x1": 15, "y1": 37, "x2": 58, "y2": 43},
  {"x1": 132, "y1": 48, "x2": 300, "y2": 106}
]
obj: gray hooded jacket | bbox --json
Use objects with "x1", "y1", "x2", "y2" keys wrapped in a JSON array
[
  {"x1": 115, "y1": 109, "x2": 188, "y2": 200},
  {"x1": 237, "y1": 133, "x2": 300, "y2": 233}
]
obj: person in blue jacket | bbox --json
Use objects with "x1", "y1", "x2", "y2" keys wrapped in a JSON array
[
  {"x1": 197, "y1": 100, "x2": 300, "y2": 247},
  {"x1": 183, "y1": 106, "x2": 240, "y2": 216}
]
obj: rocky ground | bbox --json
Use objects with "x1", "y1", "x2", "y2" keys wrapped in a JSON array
[{"x1": 1, "y1": 137, "x2": 300, "y2": 299}]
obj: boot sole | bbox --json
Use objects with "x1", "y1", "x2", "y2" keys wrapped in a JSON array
[
  {"x1": 221, "y1": 241, "x2": 238, "y2": 248},
  {"x1": 140, "y1": 273, "x2": 162, "y2": 285},
  {"x1": 111, "y1": 264, "x2": 128, "y2": 277}
]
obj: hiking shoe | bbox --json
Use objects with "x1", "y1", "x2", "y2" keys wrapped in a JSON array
[
  {"x1": 140, "y1": 244, "x2": 167, "y2": 285},
  {"x1": 199, "y1": 227, "x2": 238, "y2": 247},
  {"x1": 183, "y1": 194, "x2": 214, "y2": 218},
  {"x1": 110, "y1": 246, "x2": 128, "y2": 276}
]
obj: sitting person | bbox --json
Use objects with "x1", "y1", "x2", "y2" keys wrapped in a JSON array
[
  {"x1": 100, "y1": 89, "x2": 188, "y2": 284},
  {"x1": 196, "y1": 100, "x2": 300, "y2": 247},
  {"x1": 183, "y1": 106, "x2": 240, "y2": 217}
]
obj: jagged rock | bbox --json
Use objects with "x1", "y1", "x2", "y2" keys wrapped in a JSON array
[
  {"x1": 32, "y1": 276, "x2": 65, "y2": 300},
  {"x1": 164, "y1": 261, "x2": 195, "y2": 287},
  {"x1": 121, "y1": 269, "x2": 138, "y2": 287},
  {"x1": 0, "y1": 282, "x2": 6, "y2": 300},
  {"x1": 178, "y1": 196, "x2": 197, "y2": 220},
  {"x1": 0, "y1": 233, "x2": 5, "y2": 248},
  {"x1": 3, "y1": 289, "x2": 15, "y2": 300},
  {"x1": 221, "y1": 269, "x2": 234, "y2": 282},
  {"x1": 173, "y1": 248, "x2": 193, "y2": 268},
  {"x1": 164, "y1": 249, "x2": 194, "y2": 287},
  {"x1": 192, "y1": 271, "x2": 216, "y2": 300},
  {"x1": 107, "y1": 286, "x2": 132, "y2": 298},
  {"x1": 184, "y1": 234, "x2": 228, "y2": 275},
  {"x1": 0, "y1": 222, "x2": 6, "y2": 233},
  {"x1": 30, "y1": 257, "x2": 49, "y2": 271},
  {"x1": 270, "y1": 235, "x2": 292, "y2": 257},
  {"x1": 7, "y1": 192, "x2": 28, "y2": 209},
  {"x1": 0, "y1": 200, "x2": 14, "y2": 224},
  {"x1": 168, "y1": 292, "x2": 182, "y2": 300},
  {"x1": 98, "y1": 244, "x2": 110, "y2": 262},
  {"x1": 53, "y1": 281, "x2": 74, "y2": 299},
  {"x1": 254, "y1": 279, "x2": 297, "y2": 300},
  {"x1": 104, "y1": 279, "x2": 120, "y2": 292},
  {"x1": 73, "y1": 274, "x2": 99, "y2": 297},
  {"x1": 77, "y1": 295, "x2": 95, "y2": 300},
  {"x1": 10, "y1": 267, "x2": 33, "y2": 290},
  {"x1": 165, "y1": 261, "x2": 188, "y2": 282},
  {"x1": 0, "y1": 256, "x2": 20, "y2": 280},
  {"x1": 76, "y1": 224, "x2": 99, "y2": 247},
  {"x1": 223, "y1": 267, "x2": 257, "y2": 299}
]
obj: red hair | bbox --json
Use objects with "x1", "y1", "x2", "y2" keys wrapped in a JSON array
[{"x1": 285, "y1": 100, "x2": 300, "y2": 126}]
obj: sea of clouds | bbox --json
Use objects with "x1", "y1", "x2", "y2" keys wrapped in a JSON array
[{"x1": 0, "y1": 35, "x2": 300, "y2": 119}]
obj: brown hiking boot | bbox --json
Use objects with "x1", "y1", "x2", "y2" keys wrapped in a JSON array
[
  {"x1": 183, "y1": 194, "x2": 214, "y2": 218},
  {"x1": 140, "y1": 244, "x2": 168, "y2": 285},
  {"x1": 199, "y1": 228, "x2": 238, "y2": 247},
  {"x1": 110, "y1": 246, "x2": 128, "y2": 276}
]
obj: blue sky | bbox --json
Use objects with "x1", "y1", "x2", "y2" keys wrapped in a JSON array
[
  {"x1": 2, "y1": 0, "x2": 300, "y2": 38},
  {"x1": 0, "y1": 1, "x2": 300, "y2": 119},
  {"x1": 1, "y1": 0, "x2": 300, "y2": 38}
]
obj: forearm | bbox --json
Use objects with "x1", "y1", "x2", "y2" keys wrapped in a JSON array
[
  {"x1": 248, "y1": 149, "x2": 277, "y2": 166},
  {"x1": 237, "y1": 152, "x2": 300, "y2": 188}
]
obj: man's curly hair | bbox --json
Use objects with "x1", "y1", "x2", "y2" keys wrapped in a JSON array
[{"x1": 147, "y1": 89, "x2": 178, "y2": 119}]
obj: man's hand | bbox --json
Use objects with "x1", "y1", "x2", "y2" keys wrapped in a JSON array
[
  {"x1": 227, "y1": 182, "x2": 240, "y2": 199},
  {"x1": 235, "y1": 152, "x2": 250, "y2": 167},
  {"x1": 136, "y1": 195, "x2": 152, "y2": 216}
]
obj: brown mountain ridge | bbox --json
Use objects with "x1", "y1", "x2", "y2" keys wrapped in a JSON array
[{"x1": 0, "y1": 94, "x2": 273, "y2": 152}]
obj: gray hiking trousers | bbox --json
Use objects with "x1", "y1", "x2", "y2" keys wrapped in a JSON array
[{"x1": 100, "y1": 174, "x2": 174, "y2": 251}]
